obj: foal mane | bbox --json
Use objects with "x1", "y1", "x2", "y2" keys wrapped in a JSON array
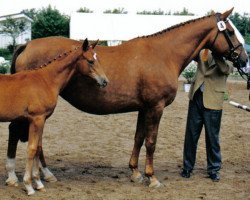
[
  {"x1": 32, "y1": 46, "x2": 81, "y2": 70},
  {"x1": 140, "y1": 14, "x2": 214, "y2": 39}
]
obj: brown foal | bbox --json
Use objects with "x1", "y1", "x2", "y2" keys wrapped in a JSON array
[{"x1": 0, "y1": 39, "x2": 108, "y2": 195}]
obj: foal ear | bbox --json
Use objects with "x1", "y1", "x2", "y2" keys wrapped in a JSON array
[
  {"x1": 221, "y1": 7, "x2": 234, "y2": 20},
  {"x1": 90, "y1": 39, "x2": 99, "y2": 49},
  {"x1": 82, "y1": 38, "x2": 89, "y2": 52}
]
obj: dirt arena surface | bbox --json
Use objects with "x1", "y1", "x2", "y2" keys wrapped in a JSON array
[{"x1": 0, "y1": 80, "x2": 249, "y2": 200}]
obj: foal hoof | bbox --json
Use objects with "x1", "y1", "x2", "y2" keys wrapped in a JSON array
[
  {"x1": 5, "y1": 178, "x2": 19, "y2": 187},
  {"x1": 37, "y1": 186, "x2": 46, "y2": 192},
  {"x1": 28, "y1": 190, "x2": 36, "y2": 196},
  {"x1": 27, "y1": 188, "x2": 36, "y2": 196},
  {"x1": 24, "y1": 183, "x2": 36, "y2": 196},
  {"x1": 44, "y1": 174, "x2": 57, "y2": 183}
]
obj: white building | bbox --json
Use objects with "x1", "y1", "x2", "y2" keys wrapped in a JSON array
[
  {"x1": 0, "y1": 13, "x2": 33, "y2": 48},
  {"x1": 70, "y1": 13, "x2": 198, "y2": 46}
]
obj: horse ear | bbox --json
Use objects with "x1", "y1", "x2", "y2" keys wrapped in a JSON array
[
  {"x1": 221, "y1": 7, "x2": 234, "y2": 20},
  {"x1": 82, "y1": 38, "x2": 89, "y2": 51},
  {"x1": 91, "y1": 39, "x2": 99, "y2": 49}
]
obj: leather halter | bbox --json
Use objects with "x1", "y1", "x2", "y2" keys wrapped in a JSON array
[{"x1": 211, "y1": 13, "x2": 249, "y2": 79}]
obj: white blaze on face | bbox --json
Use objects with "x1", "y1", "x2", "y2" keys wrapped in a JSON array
[
  {"x1": 93, "y1": 52, "x2": 97, "y2": 60},
  {"x1": 228, "y1": 19, "x2": 245, "y2": 45}
]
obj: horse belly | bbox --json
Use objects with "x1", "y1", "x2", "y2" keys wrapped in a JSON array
[{"x1": 61, "y1": 76, "x2": 141, "y2": 114}]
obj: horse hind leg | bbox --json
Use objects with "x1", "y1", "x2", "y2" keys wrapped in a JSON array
[
  {"x1": 5, "y1": 120, "x2": 29, "y2": 187},
  {"x1": 39, "y1": 149, "x2": 57, "y2": 182},
  {"x1": 129, "y1": 110, "x2": 146, "y2": 183}
]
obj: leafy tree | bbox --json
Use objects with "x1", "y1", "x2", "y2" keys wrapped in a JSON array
[
  {"x1": 230, "y1": 12, "x2": 250, "y2": 44},
  {"x1": 21, "y1": 9, "x2": 37, "y2": 19},
  {"x1": 103, "y1": 8, "x2": 127, "y2": 14},
  {"x1": 32, "y1": 5, "x2": 69, "y2": 39},
  {"x1": 0, "y1": 17, "x2": 28, "y2": 50},
  {"x1": 77, "y1": 7, "x2": 93, "y2": 13}
]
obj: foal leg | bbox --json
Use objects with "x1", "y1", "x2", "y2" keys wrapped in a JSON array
[
  {"x1": 129, "y1": 110, "x2": 146, "y2": 183},
  {"x1": 23, "y1": 116, "x2": 45, "y2": 195},
  {"x1": 6, "y1": 120, "x2": 29, "y2": 186},
  {"x1": 39, "y1": 149, "x2": 57, "y2": 182},
  {"x1": 32, "y1": 145, "x2": 46, "y2": 191},
  {"x1": 6, "y1": 120, "x2": 56, "y2": 186},
  {"x1": 144, "y1": 102, "x2": 164, "y2": 188}
]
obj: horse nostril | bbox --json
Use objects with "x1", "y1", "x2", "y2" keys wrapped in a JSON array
[{"x1": 102, "y1": 80, "x2": 108, "y2": 87}]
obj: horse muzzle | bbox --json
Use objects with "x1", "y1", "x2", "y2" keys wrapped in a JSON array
[{"x1": 96, "y1": 77, "x2": 109, "y2": 88}]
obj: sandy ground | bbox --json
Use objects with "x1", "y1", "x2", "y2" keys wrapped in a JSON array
[{"x1": 0, "y1": 80, "x2": 249, "y2": 200}]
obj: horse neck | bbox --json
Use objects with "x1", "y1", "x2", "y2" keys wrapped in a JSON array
[
  {"x1": 143, "y1": 16, "x2": 215, "y2": 75},
  {"x1": 41, "y1": 47, "x2": 82, "y2": 93}
]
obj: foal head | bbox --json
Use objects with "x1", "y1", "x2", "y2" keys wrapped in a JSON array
[
  {"x1": 208, "y1": 8, "x2": 248, "y2": 69},
  {"x1": 78, "y1": 38, "x2": 109, "y2": 88}
]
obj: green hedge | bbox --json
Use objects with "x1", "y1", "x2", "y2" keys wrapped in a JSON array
[
  {"x1": 0, "y1": 48, "x2": 12, "y2": 60},
  {"x1": 0, "y1": 66, "x2": 8, "y2": 74}
]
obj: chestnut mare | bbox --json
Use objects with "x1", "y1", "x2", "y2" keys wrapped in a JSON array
[
  {"x1": 7, "y1": 9, "x2": 248, "y2": 188},
  {"x1": 1, "y1": 39, "x2": 108, "y2": 195}
]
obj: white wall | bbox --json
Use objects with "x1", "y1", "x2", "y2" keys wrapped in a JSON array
[{"x1": 70, "y1": 13, "x2": 198, "y2": 42}]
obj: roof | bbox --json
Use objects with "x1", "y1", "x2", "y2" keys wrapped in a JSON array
[{"x1": 0, "y1": 13, "x2": 33, "y2": 22}]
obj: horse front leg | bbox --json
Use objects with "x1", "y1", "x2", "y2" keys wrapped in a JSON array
[
  {"x1": 23, "y1": 116, "x2": 45, "y2": 195},
  {"x1": 6, "y1": 120, "x2": 29, "y2": 187},
  {"x1": 129, "y1": 110, "x2": 146, "y2": 183},
  {"x1": 144, "y1": 102, "x2": 164, "y2": 188},
  {"x1": 32, "y1": 140, "x2": 46, "y2": 192}
]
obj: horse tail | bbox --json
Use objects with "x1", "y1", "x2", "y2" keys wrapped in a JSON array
[{"x1": 11, "y1": 44, "x2": 27, "y2": 74}]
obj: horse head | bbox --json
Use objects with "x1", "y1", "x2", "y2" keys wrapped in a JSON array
[
  {"x1": 77, "y1": 38, "x2": 109, "y2": 88},
  {"x1": 208, "y1": 8, "x2": 248, "y2": 70}
]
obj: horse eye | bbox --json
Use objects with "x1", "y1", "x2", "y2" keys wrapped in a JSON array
[{"x1": 228, "y1": 30, "x2": 234, "y2": 36}]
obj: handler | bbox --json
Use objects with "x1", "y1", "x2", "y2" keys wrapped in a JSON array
[{"x1": 181, "y1": 49, "x2": 233, "y2": 181}]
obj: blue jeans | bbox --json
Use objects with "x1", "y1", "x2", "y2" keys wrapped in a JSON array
[{"x1": 183, "y1": 89, "x2": 222, "y2": 174}]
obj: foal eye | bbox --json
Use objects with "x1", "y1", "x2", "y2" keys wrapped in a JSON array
[{"x1": 87, "y1": 60, "x2": 94, "y2": 65}]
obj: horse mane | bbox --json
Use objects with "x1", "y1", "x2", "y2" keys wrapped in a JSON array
[{"x1": 140, "y1": 14, "x2": 214, "y2": 39}]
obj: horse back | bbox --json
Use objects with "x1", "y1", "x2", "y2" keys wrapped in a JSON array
[{"x1": 13, "y1": 36, "x2": 81, "y2": 73}]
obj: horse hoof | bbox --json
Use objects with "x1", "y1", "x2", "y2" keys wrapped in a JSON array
[
  {"x1": 44, "y1": 175, "x2": 57, "y2": 183},
  {"x1": 5, "y1": 178, "x2": 19, "y2": 187},
  {"x1": 131, "y1": 173, "x2": 143, "y2": 183},
  {"x1": 131, "y1": 174, "x2": 143, "y2": 183},
  {"x1": 148, "y1": 177, "x2": 164, "y2": 188}
]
